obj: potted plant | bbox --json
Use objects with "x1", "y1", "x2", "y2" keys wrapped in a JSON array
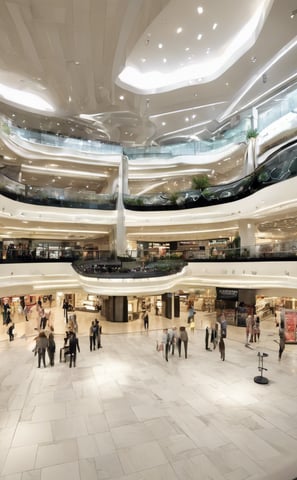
[
  {"x1": 168, "y1": 191, "x2": 179, "y2": 205},
  {"x1": 191, "y1": 175, "x2": 210, "y2": 190},
  {"x1": 246, "y1": 127, "x2": 259, "y2": 140}
]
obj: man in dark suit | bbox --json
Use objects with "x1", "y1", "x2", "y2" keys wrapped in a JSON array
[{"x1": 68, "y1": 332, "x2": 80, "y2": 367}]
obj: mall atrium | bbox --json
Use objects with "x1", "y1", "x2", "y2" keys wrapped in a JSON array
[{"x1": 0, "y1": 1, "x2": 297, "y2": 479}]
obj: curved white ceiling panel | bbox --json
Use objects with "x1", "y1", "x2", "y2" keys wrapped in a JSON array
[{"x1": 117, "y1": 0, "x2": 273, "y2": 94}]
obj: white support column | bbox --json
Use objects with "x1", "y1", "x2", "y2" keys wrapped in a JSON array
[
  {"x1": 115, "y1": 156, "x2": 127, "y2": 256},
  {"x1": 238, "y1": 221, "x2": 257, "y2": 257}
]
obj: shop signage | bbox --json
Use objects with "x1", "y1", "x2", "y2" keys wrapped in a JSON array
[{"x1": 216, "y1": 288, "x2": 239, "y2": 301}]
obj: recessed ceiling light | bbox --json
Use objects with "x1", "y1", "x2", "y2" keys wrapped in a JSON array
[
  {"x1": 197, "y1": 6, "x2": 203, "y2": 14},
  {"x1": 161, "y1": 121, "x2": 166, "y2": 126},
  {"x1": 206, "y1": 48, "x2": 210, "y2": 54},
  {"x1": 197, "y1": 33, "x2": 203, "y2": 40},
  {"x1": 251, "y1": 56, "x2": 257, "y2": 63},
  {"x1": 176, "y1": 27, "x2": 183, "y2": 34},
  {"x1": 119, "y1": 95, "x2": 124, "y2": 100},
  {"x1": 163, "y1": 58, "x2": 167, "y2": 63},
  {"x1": 141, "y1": 58, "x2": 146, "y2": 63},
  {"x1": 185, "y1": 117, "x2": 189, "y2": 122},
  {"x1": 158, "y1": 43, "x2": 163, "y2": 49},
  {"x1": 212, "y1": 23, "x2": 218, "y2": 30},
  {"x1": 185, "y1": 47, "x2": 190, "y2": 51}
]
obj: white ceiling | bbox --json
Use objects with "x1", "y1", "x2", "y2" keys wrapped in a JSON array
[
  {"x1": 0, "y1": 0, "x2": 296, "y2": 145},
  {"x1": 0, "y1": 0, "x2": 297, "y2": 246}
]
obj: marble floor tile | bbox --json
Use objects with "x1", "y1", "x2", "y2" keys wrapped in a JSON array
[
  {"x1": 104, "y1": 406, "x2": 139, "y2": 429},
  {"x1": 1, "y1": 445, "x2": 38, "y2": 475},
  {"x1": 32, "y1": 403, "x2": 66, "y2": 422},
  {"x1": 85, "y1": 412, "x2": 109, "y2": 434},
  {"x1": 35, "y1": 439, "x2": 78, "y2": 468},
  {"x1": 111, "y1": 423, "x2": 154, "y2": 449},
  {"x1": 77, "y1": 434, "x2": 99, "y2": 459},
  {"x1": 40, "y1": 461, "x2": 80, "y2": 480},
  {"x1": 12, "y1": 422, "x2": 52, "y2": 448},
  {"x1": 118, "y1": 440, "x2": 168, "y2": 474},
  {"x1": 93, "y1": 451, "x2": 124, "y2": 478},
  {"x1": 1, "y1": 308, "x2": 297, "y2": 479},
  {"x1": 51, "y1": 416, "x2": 88, "y2": 441}
]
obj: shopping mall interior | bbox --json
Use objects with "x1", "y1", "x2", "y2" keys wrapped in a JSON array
[{"x1": 1, "y1": 1, "x2": 297, "y2": 479}]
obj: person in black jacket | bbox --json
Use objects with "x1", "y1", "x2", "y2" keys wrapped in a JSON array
[
  {"x1": 7, "y1": 323, "x2": 15, "y2": 341},
  {"x1": 47, "y1": 328, "x2": 56, "y2": 366},
  {"x1": 69, "y1": 332, "x2": 80, "y2": 367}
]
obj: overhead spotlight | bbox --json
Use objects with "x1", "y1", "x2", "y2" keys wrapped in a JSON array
[{"x1": 290, "y1": 9, "x2": 297, "y2": 18}]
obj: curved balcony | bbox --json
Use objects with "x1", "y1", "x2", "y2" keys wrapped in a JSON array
[
  {"x1": 0, "y1": 172, "x2": 118, "y2": 210},
  {"x1": 123, "y1": 140, "x2": 297, "y2": 211},
  {"x1": 1, "y1": 139, "x2": 296, "y2": 213},
  {"x1": 72, "y1": 257, "x2": 187, "y2": 278}
]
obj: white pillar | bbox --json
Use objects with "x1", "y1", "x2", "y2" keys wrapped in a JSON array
[
  {"x1": 238, "y1": 221, "x2": 257, "y2": 257},
  {"x1": 115, "y1": 156, "x2": 127, "y2": 256}
]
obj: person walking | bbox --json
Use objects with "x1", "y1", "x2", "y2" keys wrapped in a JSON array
[
  {"x1": 39, "y1": 307, "x2": 47, "y2": 330},
  {"x1": 220, "y1": 315, "x2": 227, "y2": 339},
  {"x1": 245, "y1": 315, "x2": 252, "y2": 346},
  {"x1": 89, "y1": 321, "x2": 96, "y2": 351},
  {"x1": 178, "y1": 326, "x2": 188, "y2": 359},
  {"x1": 143, "y1": 310, "x2": 149, "y2": 330},
  {"x1": 255, "y1": 316, "x2": 261, "y2": 341},
  {"x1": 156, "y1": 328, "x2": 169, "y2": 361},
  {"x1": 47, "y1": 328, "x2": 56, "y2": 366},
  {"x1": 249, "y1": 315, "x2": 256, "y2": 343},
  {"x1": 95, "y1": 319, "x2": 102, "y2": 348},
  {"x1": 36, "y1": 331, "x2": 48, "y2": 368},
  {"x1": 205, "y1": 326, "x2": 211, "y2": 350},
  {"x1": 219, "y1": 336, "x2": 225, "y2": 361},
  {"x1": 211, "y1": 323, "x2": 218, "y2": 350},
  {"x1": 7, "y1": 322, "x2": 15, "y2": 341},
  {"x1": 278, "y1": 320, "x2": 286, "y2": 360},
  {"x1": 69, "y1": 332, "x2": 80, "y2": 368},
  {"x1": 187, "y1": 305, "x2": 195, "y2": 324},
  {"x1": 168, "y1": 326, "x2": 177, "y2": 355},
  {"x1": 63, "y1": 299, "x2": 69, "y2": 323}
]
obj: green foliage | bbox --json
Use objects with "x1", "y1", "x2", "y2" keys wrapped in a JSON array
[
  {"x1": 246, "y1": 128, "x2": 259, "y2": 139},
  {"x1": 191, "y1": 175, "x2": 210, "y2": 190},
  {"x1": 125, "y1": 196, "x2": 144, "y2": 206},
  {"x1": 168, "y1": 191, "x2": 179, "y2": 204}
]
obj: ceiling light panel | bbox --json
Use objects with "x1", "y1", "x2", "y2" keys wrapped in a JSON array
[{"x1": 117, "y1": 0, "x2": 271, "y2": 94}]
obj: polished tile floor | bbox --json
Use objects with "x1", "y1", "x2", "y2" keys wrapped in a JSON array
[{"x1": 0, "y1": 304, "x2": 297, "y2": 479}]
